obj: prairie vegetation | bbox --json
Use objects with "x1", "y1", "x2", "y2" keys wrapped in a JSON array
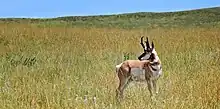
[
  {"x1": 0, "y1": 7, "x2": 220, "y2": 109},
  {"x1": 1, "y1": 7, "x2": 220, "y2": 29}
]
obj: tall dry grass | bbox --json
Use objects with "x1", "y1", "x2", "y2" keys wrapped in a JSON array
[{"x1": 0, "y1": 24, "x2": 220, "y2": 109}]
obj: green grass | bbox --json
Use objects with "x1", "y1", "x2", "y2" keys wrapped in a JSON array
[
  {"x1": 0, "y1": 7, "x2": 220, "y2": 29},
  {"x1": 0, "y1": 23, "x2": 220, "y2": 108}
]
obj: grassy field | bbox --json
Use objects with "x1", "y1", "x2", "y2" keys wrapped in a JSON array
[
  {"x1": 0, "y1": 23, "x2": 219, "y2": 109},
  {"x1": 0, "y1": 7, "x2": 220, "y2": 109}
]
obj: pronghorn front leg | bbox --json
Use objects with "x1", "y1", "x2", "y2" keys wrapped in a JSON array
[
  {"x1": 152, "y1": 80, "x2": 158, "y2": 94},
  {"x1": 146, "y1": 79, "x2": 153, "y2": 97}
]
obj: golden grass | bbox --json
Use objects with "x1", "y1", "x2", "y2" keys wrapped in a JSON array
[{"x1": 0, "y1": 24, "x2": 220, "y2": 109}]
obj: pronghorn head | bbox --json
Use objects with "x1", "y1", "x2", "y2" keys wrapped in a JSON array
[{"x1": 138, "y1": 36, "x2": 157, "y2": 61}]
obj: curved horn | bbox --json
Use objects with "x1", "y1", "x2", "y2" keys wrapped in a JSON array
[
  {"x1": 140, "y1": 36, "x2": 146, "y2": 50},
  {"x1": 145, "y1": 37, "x2": 150, "y2": 48},
  {"x1": 151, "y1": 41, "x2": 154, "y2": 49}
]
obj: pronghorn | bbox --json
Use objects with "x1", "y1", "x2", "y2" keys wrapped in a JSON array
[{"x1": 115, "y1": 36, "x2": 162, "y2": 100}]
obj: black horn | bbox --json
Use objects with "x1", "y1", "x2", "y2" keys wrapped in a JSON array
[
  {"x1": 145, "y1": 37, "x2": 150, "y2": 49},
  {"x1": 140, "y1": 36, "x2": 146, "y2": 51},
  {"x1": 151, "y1": 41, "x2": 154, "y2": 49}
]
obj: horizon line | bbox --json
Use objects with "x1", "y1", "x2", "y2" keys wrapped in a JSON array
[{"x1": 0, "y1": 6, "x2": 219, "y2": 19}]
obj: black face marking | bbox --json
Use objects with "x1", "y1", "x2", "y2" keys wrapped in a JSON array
[
  {"x1": 138, "y1": 49, "x2": 156, "y2": 61},
  {"x1": 138, "y1": 52, "x2": 146, "y2": 60},
  {"x1": 138, "y1": 37, "x2": 156, "y2": 61}
]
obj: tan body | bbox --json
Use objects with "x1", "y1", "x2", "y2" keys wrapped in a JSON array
[
  {"x1": 115, "y1": 59, "x2": 162, "y2": 100},
  {"x1": 115, "y1": 36, "x2": 162, "y2": 101}
]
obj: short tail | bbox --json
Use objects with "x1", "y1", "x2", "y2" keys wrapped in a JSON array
[{"x1": 115, "y1": 63, "x2": 123, "y2": 74}]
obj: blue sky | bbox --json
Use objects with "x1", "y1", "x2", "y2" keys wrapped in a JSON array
[{"x1": 1, "y1": 0, "x2": 220, "y2": 18}]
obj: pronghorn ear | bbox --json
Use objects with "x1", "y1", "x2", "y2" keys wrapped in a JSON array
[{"x1": 151, "y1": 41, "x2": 154, "y2": 49}]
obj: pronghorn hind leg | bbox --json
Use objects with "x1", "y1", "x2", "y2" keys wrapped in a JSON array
[
  {"x1": 116, "y1": 76, "x2": 132, "y2": 102},
  {"x1": 121, "y1": 76, "x2": 132, "y2": 95},
  {"x1": 116, "y1": 77, "x2": 131, "y2": 99},
  {"x1": 116, "y1": 74, "x2": 126, "y2": 100}
]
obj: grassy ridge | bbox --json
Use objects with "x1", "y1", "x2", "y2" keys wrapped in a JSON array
[
  {"x1": 0, "y1": 23, "x2": 220, "y2": 108},
  {"x1": 0, "y1": 7, "x2": 220, "y2": 28}
]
